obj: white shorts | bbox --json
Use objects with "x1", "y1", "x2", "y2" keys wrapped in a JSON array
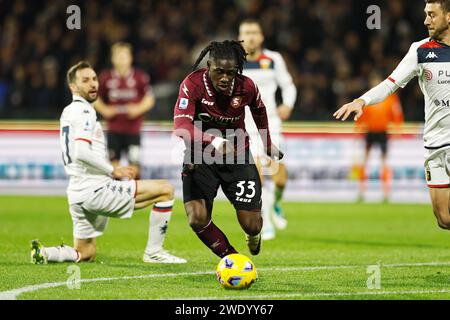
[
  {"x1": 424, "y1": 147, "x2": 450, "y2": 188},
  {"x1": 70, "y1": 179, "x2": 137, "y2": 239}
]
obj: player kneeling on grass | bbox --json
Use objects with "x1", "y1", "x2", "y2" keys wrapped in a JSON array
[{"x1": 31, "y1": 61, "x2": 186, "y2": 264}]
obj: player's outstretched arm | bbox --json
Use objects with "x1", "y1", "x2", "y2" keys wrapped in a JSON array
[{"x1": 333, "y1": 98, "x2": 365, "y2": 121}]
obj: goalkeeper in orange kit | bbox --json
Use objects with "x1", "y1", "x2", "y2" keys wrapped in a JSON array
[{"x1": 354, "y1": 71, "x2": 404, "y2": 202}]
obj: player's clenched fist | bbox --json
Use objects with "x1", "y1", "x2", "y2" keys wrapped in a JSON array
[
  {"x1": 112, "y1": 166, "x2": 136, "y2": 180},
  {"x1": 265, "y1": 144, "x2": 284, "y2": 161},
  {"x1": 211, "y1": 137, "x2": 234, "y2": 155},
  {"x1": 334, "y1": 98, "x2": 365, "y2": 121}
]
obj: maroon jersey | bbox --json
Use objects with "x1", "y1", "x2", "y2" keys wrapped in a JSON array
[
  {"x1": 173, "y1": 68, "x2": 272, "y2": 161},
  {"x1": 98, "y1": 68, "x2": 151, "y2": 135}
]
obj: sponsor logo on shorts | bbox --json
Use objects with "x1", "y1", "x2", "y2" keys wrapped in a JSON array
[
  {"x1": 426, "y1": 168, "x2": 431, "y2": 182},
  {"x1": 235, "y1": 196, "x2": 252, "y2": 203}
]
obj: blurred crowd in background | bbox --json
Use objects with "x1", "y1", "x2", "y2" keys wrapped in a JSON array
[{"x1": 0, "y1": 0, "x2": 428, "y2": 121}]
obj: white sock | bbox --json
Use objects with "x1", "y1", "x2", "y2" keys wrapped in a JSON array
[
  {"x1": 145, "y1": 199, "x2": 174, "y2": 255},
  {"x1": 261, "y1": 180, "x2": 275, "y2": 231},
  {"x1": 43, "y1": 245, "x2": 80, "y2": 262}
]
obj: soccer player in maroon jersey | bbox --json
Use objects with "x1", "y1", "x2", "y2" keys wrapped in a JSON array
[
  {"x1": 95, "y1": 43, "x2": 185, "y2": 263},
  {"x1": 95, "y1": 42, "x2": 155, "y2": 178},
  {"x1": 173, "y1": 40, "x2": 283, "y2": 258}
]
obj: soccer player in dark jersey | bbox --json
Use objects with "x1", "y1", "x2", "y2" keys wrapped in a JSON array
[
  {"x1": 95, "y1": 43, "x2": 185, "y2": 263},
  {"x1": 173, "y1": 40, "x2": 283, "y2": 258},
  {"x1": 96, "y1": 42, "x2": 155, "y2": 178}
]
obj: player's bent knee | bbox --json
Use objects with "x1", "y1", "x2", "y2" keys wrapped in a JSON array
[
  {"x1": 436, "y1": 217, "x2": 449, "y2": 230},
  {"x1": 185, "y1": 200, "x2": 210, "y2": 231},
  {"x1": 271, "y1": 172, "x2": 286, "y2": 188},
  {"x1": 188, "y1": 213, "x2": 210, "y2": 231},
  {"x1": 439, "y1": 216, "x2": 450, "y2": 230},
  {"x1": 243, "y1": 221, "x2": 262, "y2": 236},
  {"x1": 240, "y1": 213, "x2": 262, "y2": 235},
  {"x1": 437, "y1": 221, "x2": 448, "y2": 230},
  {"x1": 78, "y1": 247, "x2": 96, "y2": 262},
  {"x1": 80, "y1": 253, "x2": 96, "y2": 262},
  {"x1": 432, "y1": 208, "x2": 450, "y2": 230},
  {"x1": 275, "y1": 179, "x2": 287, "y2": 189},
  {"x1": 159, "y1": 181, "x2": 174, "y2": 201},
  {"x1": 75, "y1": 240, "x2": 96, "y2": 262},
  {"x1": 165, "y1": 182, "x2": 175, "y2": 199},
  {"x1": 185, "y1": 207, "x2": 207, "y2": 231}
]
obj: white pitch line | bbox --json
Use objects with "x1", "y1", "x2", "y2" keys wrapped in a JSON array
[
  {"x1": 0, "y1": 271, "x2": 213, "y2": 300},
  {"x1": 1, "y1": 261, "x2": 450, "y2": 300},
  {"x1": 171, "y1": 289, "x2": 450, "y2": 300}
]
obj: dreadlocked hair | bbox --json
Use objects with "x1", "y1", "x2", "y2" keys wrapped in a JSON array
[{"x1": 192, "y1": 40, "x2": 248, "y2": 73}]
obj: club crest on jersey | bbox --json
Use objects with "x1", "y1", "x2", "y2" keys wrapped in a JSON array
[
  {"x1": 259, "y1": 58, "x2": 272, "y2": 69},
  {"x1": 230, "y1": 96, "x2": 242, "y2": 108},
  {"x1": 179, "y1": 98, "x2": 189, "y2": 110}
]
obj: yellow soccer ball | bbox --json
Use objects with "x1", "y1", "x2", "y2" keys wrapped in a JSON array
[{"x1": 216, "y1": 253, "x2": 258, "y2": 289}]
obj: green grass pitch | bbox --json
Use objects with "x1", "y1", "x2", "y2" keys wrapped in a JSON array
[{"x1": 1, "y1": 195, "x2": 450, "y2": 300}]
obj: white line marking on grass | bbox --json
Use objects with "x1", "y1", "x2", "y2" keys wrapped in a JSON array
[
  {"x1": 171, "y1": 289, "x2": 450, "y2": 300},
  {"x1": 383, "y1": 261, "x2": 450, "y2": 267},
  {"x1": 1, "y1": 261, "x2": 450, "y2": 300},
  {"x1": 0, "y1": 271, "x2": 213, "y2": 300}
]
